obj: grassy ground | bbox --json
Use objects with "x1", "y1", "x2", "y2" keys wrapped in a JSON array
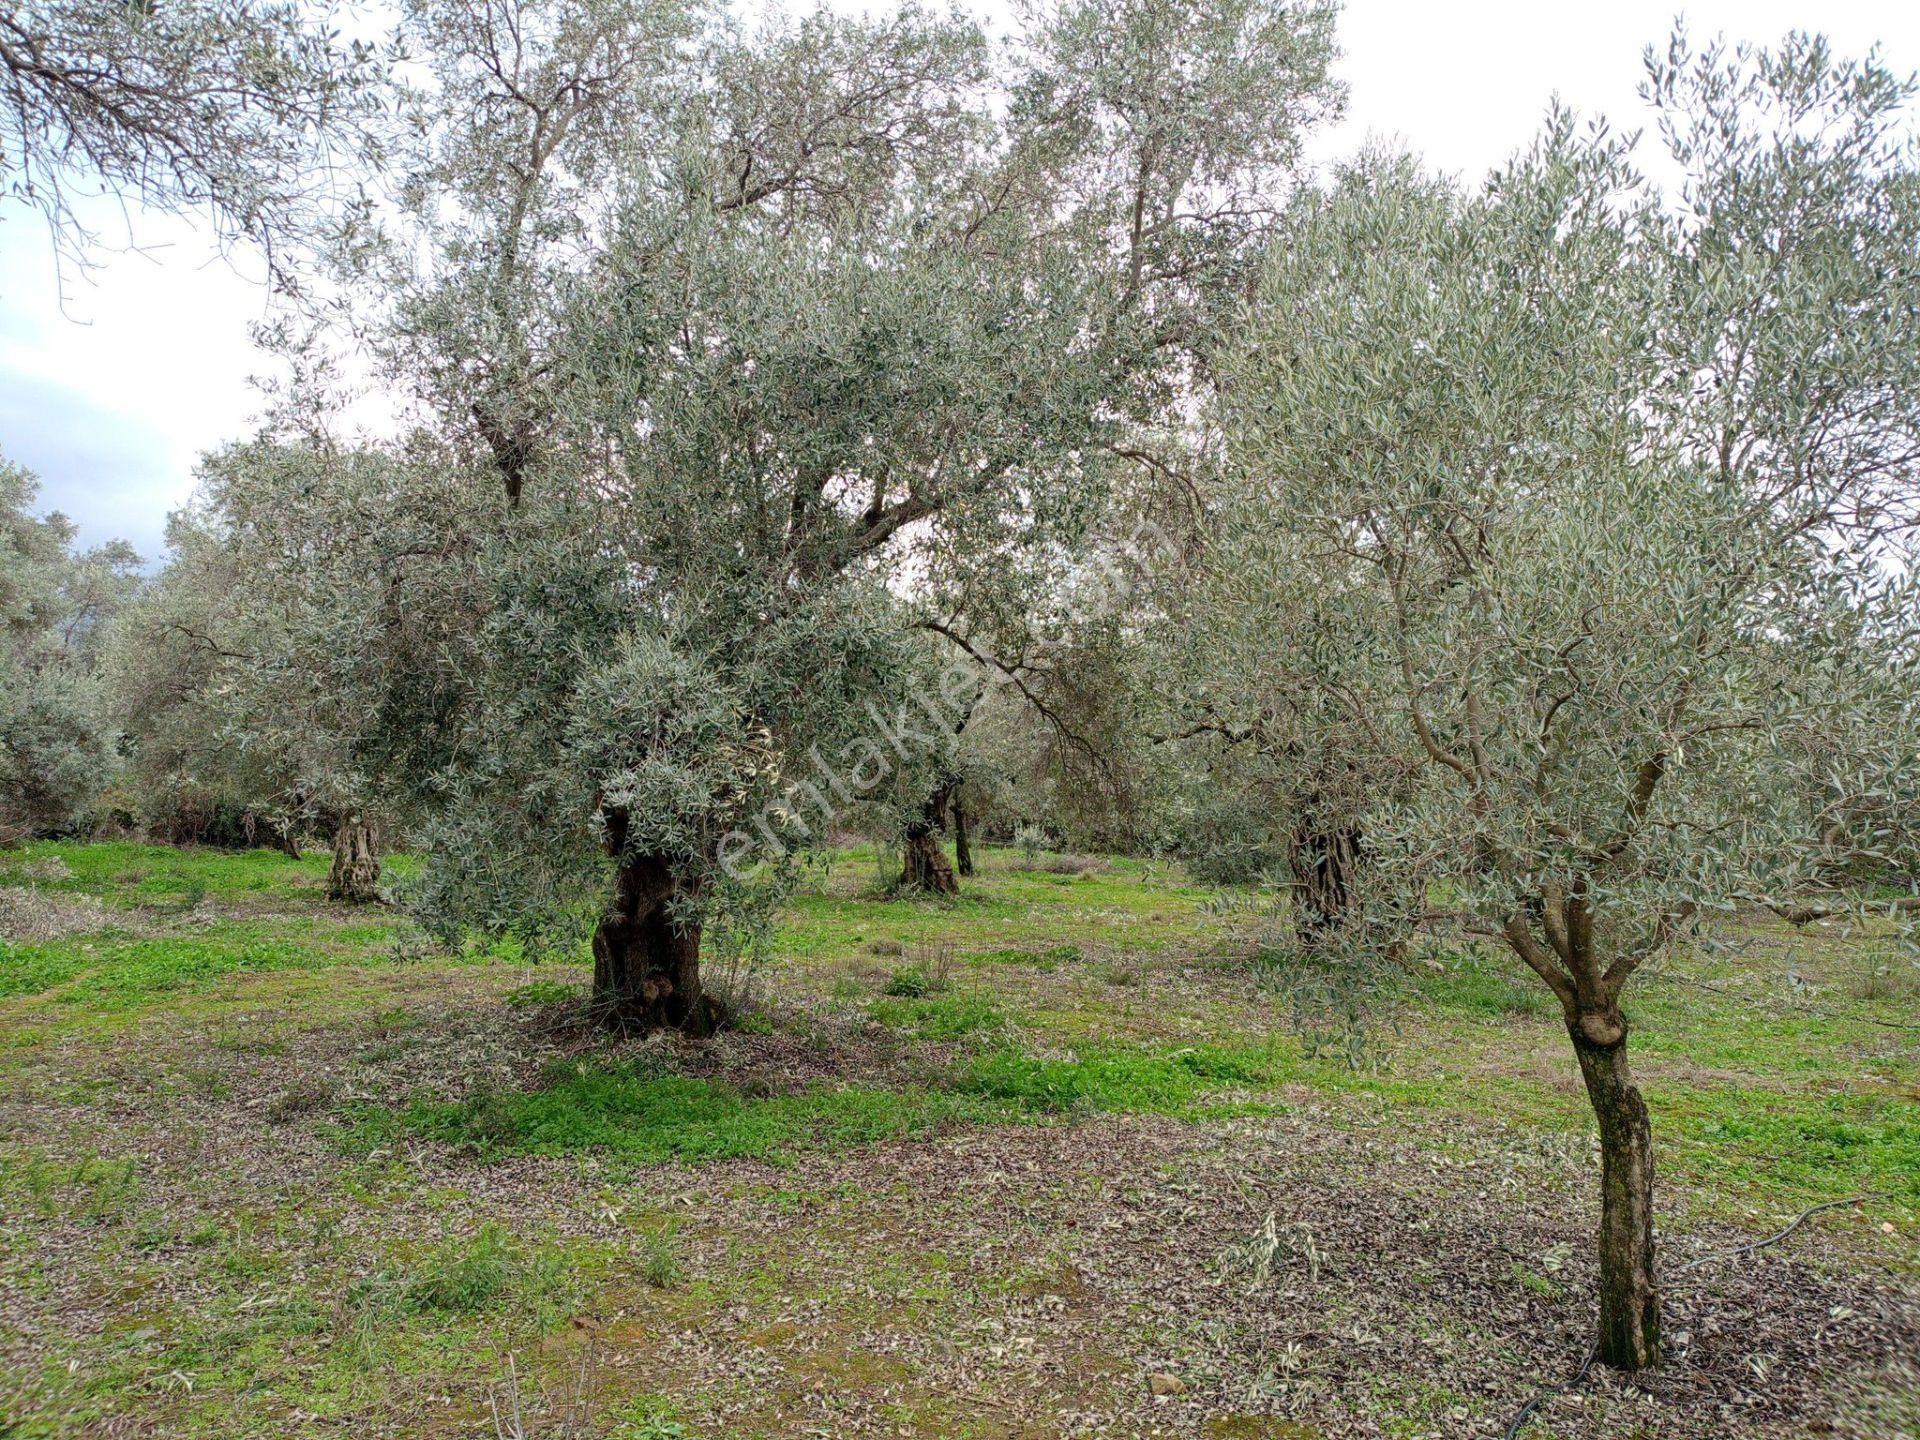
[{"x1": 0, "y1": 839, "x2": 1915, "y2": 1439}]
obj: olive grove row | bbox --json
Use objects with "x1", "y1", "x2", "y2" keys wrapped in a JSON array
[{"x1": 5, "y1": 0, "x2": 1920, "y2": 1375}]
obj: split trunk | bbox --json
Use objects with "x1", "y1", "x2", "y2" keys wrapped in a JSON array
[
  {"x1": 326, "y1": 817, "x2": 381, "y2": 903},
  {"x1": 899, "y1": 779, "x2": 961, "y2": 895},
  {"x1": 591, "y1": 818, "x2": 721, "y2": 1034},
  {"x1": 899, "y1": 819, "x2": 958, "y2": 895}
]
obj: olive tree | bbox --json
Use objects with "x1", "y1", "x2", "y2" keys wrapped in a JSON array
[
  {"x1": 1, "y1": 0, "x2": 384, "y2": 284},
  {"x1": 408, "y1": 148, "x2": 1113, "y2": 1028},
  {"x1": 107, "y1": 437, "x2": 488, "y2": 893},
  {"x1": 102, "y1": 506, "x2": 304, "y2": 848},
  {"x1": 197, "y1": 438, "x2": 489, "y2": 898},
  {"x1": 302, "y1": 0, "x2": 1336, "y2": 1028},
  {"x1": 0, "y1": 451, "x2": 141, "y2": 840},
  {"x1": 1213, "y1": 35, "x2": 1920, "y2": 1372}
]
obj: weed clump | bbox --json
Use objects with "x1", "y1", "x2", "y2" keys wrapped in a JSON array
[{"x1": 637, "y1": 1219, "x2": 681, "y2": 1289}]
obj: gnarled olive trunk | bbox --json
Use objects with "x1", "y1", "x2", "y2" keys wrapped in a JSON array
[
  {"x1": 591, "y1": 814, "x2": 721, "y2": 1034},
  {"x1": 326, "y1": 816, "x2": 381, "y2": 903},
  {"x1": 952, "y1": 795, "x2": 974, "y2": 877},
  {"x1": 1571, "y1": 1007, "x2": 1661, "y2": 1369},
  {"x1": 899, "y1": 818, "x2": 958, "y2": 894},
  {"x1": 1289, "y1": 818, "x2": 1359, "y2": 944},
  {"x1": 900, "y1": 778, "x2": 960, "y2": 895}
]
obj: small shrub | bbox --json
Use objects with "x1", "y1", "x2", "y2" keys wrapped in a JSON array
[
  {"x1": 1013, "y1": 823, "x2": 1051, "y2": 862},
  {"x1": 1850, "y1": 954, "x2": 1919, "y2": 1005},
  {"x1": 880, "y1": 940, "x2": 957, "y2": 996},
  {"x1": 610, "y1": 1395, "x2": 689, "y2": 1440},
  {"x1": 637, "y1": 1219, "x2": 681, "y2": 1289},
  {"x1": 408, "y1": 1223, "x2": 512, "y2": 1312}
]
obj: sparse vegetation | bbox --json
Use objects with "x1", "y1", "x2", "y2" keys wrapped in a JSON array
[{"x1": 0, "y1": 840, "x2": 1914, "y2": 1437}]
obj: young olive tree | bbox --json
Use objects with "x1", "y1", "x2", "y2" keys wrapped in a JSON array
[{"x1": 1215, "y1": 35, "x2": 1920, "y2": 1372}]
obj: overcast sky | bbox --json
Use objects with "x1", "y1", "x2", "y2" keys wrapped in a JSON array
[{"x1": 2, "y1": 0, "x2": 1916, "y2": 560}]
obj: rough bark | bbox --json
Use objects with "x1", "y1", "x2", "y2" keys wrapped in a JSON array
[
  {"x1": 325, "y1": 816, "x2": 380, "y2": 903},
  {"x1": 1289, "y1": 818, "x2": 1359, "y2": 944},
  {"x1": 899, "y1": 778, "x2": 962, "y2": 894},
  {"x1": 899, "y1": 818, "x2": 958, "y2": 895},
  {"x1": 1570, "y1": 1009, "x2": 1661, "y2": 1369},
  {"x1": 590, "y1": 813, "x2": 722, "y2": 1034},
  {"x1": 952, "y1": 795, "x2": 974, "y2": 877}
]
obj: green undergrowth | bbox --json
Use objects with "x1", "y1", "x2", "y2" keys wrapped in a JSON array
[
  {"x1": 2, "y1": 837, "x2": 1917, "y2": 1439},
  {"x1": 0, "y1": 839, "x2": 328, "y2": 905},
  {"x1": 359, "y1": 1038, "x2": 1291, "y2": 1166},
  {"x1": 376, "y1": 1069, "x2": 1010, "y2": 1164},
  {"x1": 869, "y1": 987, "x2": 1006, "y2": 1039},
  {"x1": 4, "y1": 1218, "x2": 609, "y2": 1438},
  {"x1": 0, "y1": 929, "x2": 341, "y2": 1005},
  {"x1": 950, "y1": 1042, "x2": 1283, "y2": 1116}
]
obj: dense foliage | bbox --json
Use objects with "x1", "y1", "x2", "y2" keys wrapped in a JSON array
[{"x1": 0, "y1": 452, "x2": 140, "y2": 840}]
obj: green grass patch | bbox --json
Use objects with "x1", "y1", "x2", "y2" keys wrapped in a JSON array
[
  {"x1": 378, "y1": 1036, "x2": 1290, "y2": 1165},
  {"x1": 0, "y1": 840, "x2": 328, "y2": 906},
  {"x1": 1, "y1": 929, "x2": 341, "y2": 1005},
  {"x1": 951, "y1": 1043, "x2": 1285, "y2": 1117},
  {"x1": 967, "y1": 943, "x2": 1083, "y2": 971},
  {"x1": 397, "y1": 1065, "x2": 1012, "y2": 1165},
  {"x1": 1659, "y1": 1084, "x2": 1920, "y2": 1202},
  {"x1": 1413, "y1": 948, "x2": 1549, "y2": 1019},
  {"x1": 504, "y1": 978, "x2": 579, "y2": 1008},
  {"x1": 870, "y1": 988, "x2": 1006, "y2": 1040}
]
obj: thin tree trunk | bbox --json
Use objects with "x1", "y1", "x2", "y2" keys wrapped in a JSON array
[
  {"x1": 591, "y1": 812, "x2": 722, "y2": 1034},
  {"x1": 1570, "y1": 1010, "x2": 1661, "y2": 1369},
  {"x1": 952, "y1": 795, "x2": 974, "y2": 877},
  {"x1": 325, "y1": 816, "x2": 380, "y2": 903}
]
